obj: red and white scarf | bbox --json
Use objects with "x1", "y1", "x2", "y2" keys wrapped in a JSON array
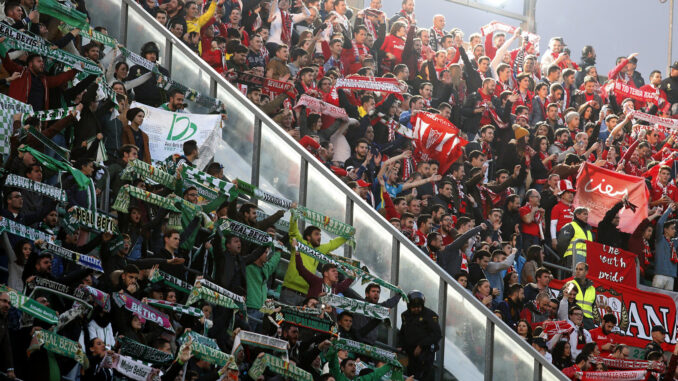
[
  {"x1": 335, "y1": 76, "x2": 406, "y2": 94},
  {"x1": 581, "y1": 370, "x2": 647, "y2": 381},
  {"x1": 477, "y1": 88, "x2": 507, "y2": 128},
  {"x1": 667, "y1": 235, "x2": 678, "y2": 263},
  {"x1": 540, "y1": 320, "x2": 573, "y2": 338},
  {"x1": 294, "y1": 94, "x2": 348, "y2": 120},
  {"x1": 280, "y1": 10, "x2": 293, "y2": 45},
  {"x1": 591, "y1": 357, "x2": 665, "y2": 372},
  {"x1": 352, "y1": 41, "x2": 370, "y2": 63},
  {"x1": 606, "y1": 80, "x2": 659, "y2": 105}
]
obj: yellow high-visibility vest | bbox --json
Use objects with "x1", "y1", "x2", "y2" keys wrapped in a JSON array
[
  {"x1": 563, "y1": 222, "x2": 593, "y2": 258},
  {"x1": 573, "y1": 279, "x2": 596, "y2": 319}
]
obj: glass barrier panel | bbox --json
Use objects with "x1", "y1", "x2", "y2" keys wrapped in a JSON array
[
  {"x1": 395, "y1": 244, "x2": 440, "y2": 328},
  {"x1": 493, "y1": 327, "x2": 535, "y2": 380},
  {"x1": 214, "y1": 85, "x2": 254, "y2": 183},
  {"x1": 351, "y1": 206, "x2": 393, "y2": 282},
  {"x1": 444, "y1": 284, "x2": 485, "y2": 381},
  {"x1": 305, "y1": 164, "x2": 347, "y2": 257},
  {"x1": 89, "y1": 0, "x2": 121, "y2": 39},
  {"x1": 126, "y1": 8, "x2": 166, "y2": 65},
  {"x1": 170, "y1": 48, "x2": 204, "y2": 92},
  {"x1": 542, "y1": 367, "x2": 566, "y2": 381},
  {"x1": 259, "y1": 124, "x2": 301, "y2": 203}
]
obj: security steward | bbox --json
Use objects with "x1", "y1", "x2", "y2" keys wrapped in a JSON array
[
  {"x1": 557, "y1": 207, "x2": 593, "y2": 268},
  {"x1": 573, "y1": 262, "x2": 597, "y2": 330},
  {"x1": 398, "y1": 290, "x2": 442, "y2": 381}
]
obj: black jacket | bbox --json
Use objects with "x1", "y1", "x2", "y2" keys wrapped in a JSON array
[
  {"x1": 399, "y1": 307, "x2": 442, "y2": 352},
  {"x1": 438, "y1": 226, "x2": 482, "y2": 277},
  {"x1": 597, "y1": 201, "x2": 625, "y2": 249}
]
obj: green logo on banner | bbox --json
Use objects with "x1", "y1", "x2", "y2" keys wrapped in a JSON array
[{"x1": 167, "y1": 114, "x2": 197, "y2": 141}]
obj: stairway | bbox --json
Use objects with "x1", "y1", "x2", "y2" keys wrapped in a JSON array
[{"x1": 88, "y1": 1, "x2": 566, "y2": 379}]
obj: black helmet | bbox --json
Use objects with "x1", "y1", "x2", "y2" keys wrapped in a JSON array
[
  {"x1": 140, "y1": 41, "x2": 160, "y2": 57},
  {"x1": 407, "y1": 290, "x2": 425, "y2": 308}
]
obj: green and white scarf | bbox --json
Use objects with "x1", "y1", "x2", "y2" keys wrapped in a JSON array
[
  {"x1": 145, "y1": 299, "x2": 204, "y2": 318},
  {"x1": 181, "y1": 166, "x2": 238, "y2": 198},
  {"x1": 112, "y1": 185, "x2": 181, "y2": 214},
  {"x1": 178, "y1": 332, "x2": 232, "y2": 366},
  {"x1": 0, "y1": 94, "x2": 33, "y2": 155},
  {"x1": 148, "y1": 268, "x2": 192, "y2": 294},
  {"x1": 320, "y1": 294, "x2": 390, "y2": 320},
  {"x1": 68, "y1": 205, "x2": 117, "y2": 234},
  {"x1": 180, "y1": 330, "x2": 218, "y2": 350},
  {"x1": 0, "y1": 218, "x2": 55, "y2": 242},
  {"x1": 37, "y1": 0, "x2": 89, "y2": 30},
  {"x1": 333, "y1": 338, "x2": 402, "y2": 369},
  {"x1": 265, "y1": 301, "x2": 338, "y2": 336},
  {"x1": 34, "y1": 329, "x2": 89, "y2": 368},
  {"x1": 217, "y1": 219, "x2": 273, "y2": 249},
  {"x1": 0, "y1": 285, "x2": 59, "y2": 325},
  {"x1": 296, "y1": 241, "x2": 408, "y2": 301},
  {"x1": 120, "y1": 160, "x2": 176, "y2": 189},
  {"x1": 195, "y1": 278, "x2": 246, "y2": 306},
  {"x1": 117, "y1": 335, "x2": 174, "y2": 366},
  {"x1": 293, "y1": 205, "x2": 356, "y2": 241},
  {"x1": 236, "y1": 179, "x2": 294, "y2": 209},
  {"x1": 4, "y1": 174, "x2": 67, "y2": 203},
  {"x1": 249, "y1": 353, "x2": 313, "y2": 381},
  {"x1": 256, "y1": 210, "x2": 290, "y2": 232},
  {"x1": 27, "y1": 126, "x2": 70, "y2": 162},
  {"x1": 231, "y1": 330, "x2": 289, "y2": 358},
  {"x1": 186, "y1": 282, "x2": 241, "y2": 310},
  {"x1": 0, "y1": 24, "x2": 102, "y2": 75},
  {"x1": 23, "y1": 107, "x2": 77, "y2": 123}
]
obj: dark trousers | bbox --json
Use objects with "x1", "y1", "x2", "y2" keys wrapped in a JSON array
[{"x1": 406, "y1": 348, "x2": 435, "y2": 381}]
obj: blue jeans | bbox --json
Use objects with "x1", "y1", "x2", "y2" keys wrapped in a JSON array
[{"x1": 247, "y1": 308, "x2": 264, "y2": 333}]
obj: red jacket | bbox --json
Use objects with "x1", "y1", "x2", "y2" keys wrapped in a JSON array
[{"x1": 2, "y1": 55, "x2": 77, "y2": 110}]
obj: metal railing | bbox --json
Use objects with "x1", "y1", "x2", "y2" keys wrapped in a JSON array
[{"x1": 88, "y1": 2, "x2": 567, "y2": 379}]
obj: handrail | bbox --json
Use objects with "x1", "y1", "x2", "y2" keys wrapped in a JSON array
[{"x1": 94, "y1": 2, "x2": 568, "y2": 379}]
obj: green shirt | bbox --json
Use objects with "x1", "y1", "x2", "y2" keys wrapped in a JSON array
[
  {"x1": 326, "y1": 346, "x2": 393, "y2": 381},
  {"x1": 245, "y1": 249, "x2": 282, "y2": 309},
  {"x1": 281, "y1": 215, "x2": 347, "y2": 294}
]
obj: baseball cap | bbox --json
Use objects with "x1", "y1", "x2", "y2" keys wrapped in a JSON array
[{"x1": 356, "y1": 180, "x2": 371, "y2": 188}]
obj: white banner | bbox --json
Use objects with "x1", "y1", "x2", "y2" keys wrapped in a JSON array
[{"x1": 131, "y1": 102, "x2": 221, "y2": 166}]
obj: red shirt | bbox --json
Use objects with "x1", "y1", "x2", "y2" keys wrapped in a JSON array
[
  {"x1": 562, "y1": 364, "x2": 582, "y2": 380},
  {"x1": 441, "y1": 232, "x2": 454, "y2": 246},
  {"x1": 520, "y1": 205, "x2": 542, "y2": 237},
  {"x1": 650, "y1": 180, "x2": 678, "y2": 203},
  {"x1": 551, "y1": 201, "x2": 574, "y2": 232},
  {"x1": 381, "y1": 35, "x2": 406, "y2": 64},
  {"x1": 413, "y1": 229, "x2": 427, "y2": 247},
  {"x1": 589, "y1": 327, "x2": 614, "y2": 356}
]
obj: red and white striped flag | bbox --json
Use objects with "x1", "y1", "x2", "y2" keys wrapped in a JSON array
[{"x1": 412, "y1": 112, "x2": 467, "y2": 174}]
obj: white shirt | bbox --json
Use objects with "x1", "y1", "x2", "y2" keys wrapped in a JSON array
[{"x1": 267, "y1": 1, "x2": 310, "y2": 46}]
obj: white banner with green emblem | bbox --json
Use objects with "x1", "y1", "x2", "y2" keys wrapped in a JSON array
[{"x1": 130, "y1": 102, "x2": 221, "y2": 167}]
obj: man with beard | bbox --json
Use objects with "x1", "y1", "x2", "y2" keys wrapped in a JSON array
[
  {"x1": 351, "y1": 283, "x2": 401, "y2": 345},
  {"x1": 557, "y1": 207, "x2": 593, "y2": 267},
  {"x1": 500, "y1": 194, "x2": 521, "y2": 242},
  {"x1": 575, "y1": 45, "x2": 596, "y2": 88},
  {"x1": 519, "y1": 291, "x2": 551, "y2": 329},
  {"x1": 589, "y1": 313, "x2": 617, "y2": 356},
  {"x1": 0, "y1": 292, "x2": 14, "y2": 380},
  {"x1": 497, "y1": 283, "x2": 524, "y2": 329}
]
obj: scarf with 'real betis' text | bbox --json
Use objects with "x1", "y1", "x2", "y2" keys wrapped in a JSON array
[
  {"x1": 185, "y1": 283, "x2": 241, "y2": 310},
  {"x1": 248, "y1": 353, "x2": 313, "y2": 381},
  {"x1": 231, "y1": 330, "x2": 289, "y2": 358},
  {"x1": 217, "y1": 218, "x2": 273, "y2": 250},
  {"x1": 4, "y1": 173, "x2": 67, "y2": 203},
  {"x1": 0, "y1": 218, "x2": 55, "y2": 242},
  {"x1": 195, "y1": 278, "x2": 246, "y2": 306},
  {"x1": 0, "y1": 23, "x2": 102, "y2": 75},
  {"x1": 34, "y1": 329, "x2": 89, "y2": 368}
]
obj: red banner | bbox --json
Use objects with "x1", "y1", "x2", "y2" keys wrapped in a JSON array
[
  {"x1": 573, "y1": 162, "x2": 649, "y2": 233},
  {"x1": 585, "y1": 241, "x2": 637, "y2": 287},
  {"x1": 412, "y1": 112, "x2": 467, "y2": 174},
  {"x1": 551, "y1": 277, "x2": 676, "y2": 350}
]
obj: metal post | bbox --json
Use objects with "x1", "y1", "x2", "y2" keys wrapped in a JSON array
[
  {"x1": 435, "y1": 282, "x2": 447, "y2": 381},
  {"x1": 119, "y1": 2, "x2": 129, "y2": 46},
  {"x1": 164, "y1": 39, "x2": 173, "y2": 75},
  {"x1": 523, "y1": 0, "x2": 537, "y2": 33},
  {"x1": 299, "y1": 158, "x2": 309, "y2": 207},
  {"x1": 387, "y1": 238, "x2": 400, "y2": 348},
  {"x1": 534, "y1": 359, "x2": 542, "y2": 381},
  {"x1": 484, "y1": 319, "x2": 495, "y2": 381},
  {"x1": 670, "y1": 0, "x2": 675, "y2": 74},
  {"x1": 344, "y1": 197, "x2": 354, "y2": 259},
  {"x1": 250, "y1": 118, "x2": 262, "y2": 187}
]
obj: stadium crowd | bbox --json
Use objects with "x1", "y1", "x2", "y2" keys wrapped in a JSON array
[{"x1": 2, "y1": 0, "x2": 678, "y2": 380}]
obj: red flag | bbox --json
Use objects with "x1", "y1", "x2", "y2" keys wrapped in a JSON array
[
  {"x1": 412, "y1": 112, "x2": 467, "y2": 174},
  {"x1": 572, "y1": 162, "x2": 648, "y2": 233}
]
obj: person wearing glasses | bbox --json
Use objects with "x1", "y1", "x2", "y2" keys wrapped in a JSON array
[{"x1": 566, "y1": 305, "x2": 592, "y2": 360}]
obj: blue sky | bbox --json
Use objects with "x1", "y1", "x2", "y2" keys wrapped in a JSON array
[{"x1": 380, "y1": 0, "x2": 673, "y2": 80}]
